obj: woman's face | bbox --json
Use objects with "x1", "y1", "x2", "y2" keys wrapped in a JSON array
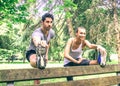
[{"x1": 76, "y1": 28, "x2": 86, "y2": 41}]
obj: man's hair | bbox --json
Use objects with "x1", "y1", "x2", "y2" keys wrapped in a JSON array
[
  {"x1": 76, "y1": 26, "x2": 86, "y2": 33},
  {"x1": 42, "y1": 13, "x2": 54, "y2": 22}
]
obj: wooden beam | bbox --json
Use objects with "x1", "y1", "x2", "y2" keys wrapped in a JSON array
[
  {"x1": 27, "y1": 76, "x2": 120, "y2": 86},
  {"x1": 0, "y1": 64, "x2": 120, "y2": 82}
]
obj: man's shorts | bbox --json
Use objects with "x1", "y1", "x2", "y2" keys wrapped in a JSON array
[
  {"x1": 26, "y1": 50, "x2": 36, "y2": 62},
  {"x1": 64, "y1": 59, "x2": 90, "y2": 67}
]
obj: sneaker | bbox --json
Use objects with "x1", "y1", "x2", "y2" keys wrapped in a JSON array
[
  {"x1": 97, "y1": 51, "x2": 106, "y2": 67},
  {"x1": 36, "y1": 56, "x2": 46, "y2": 69},
  {"x1": 36, "y1": 44, "x2": 46, "y2": 69}
]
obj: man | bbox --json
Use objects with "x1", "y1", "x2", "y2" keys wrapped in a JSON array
[
  {"x1": 64, "y1": 26, "x2": 107, "y2": 81},
  {"x1": 26, "y1": 13, "x2": 55, "y2": 85}
]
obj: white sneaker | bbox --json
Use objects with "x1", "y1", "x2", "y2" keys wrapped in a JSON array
[
  {"x1": 36, "y1": 56, "x2": 46, "y2": 69},
  {"x1": 36, "y1": 44, "x2": 46, "y2": 69},
  {"x1": 97, "y1": 51, "x2": 106, "y2": 67},
  {"x1": 97, "y1": 45, "x2": 107, "y2": 67}
]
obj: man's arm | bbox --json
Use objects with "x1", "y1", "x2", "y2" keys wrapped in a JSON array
[
  {"x1": 45, "y1": 42, "x2": 50, "y2": 62},
  {"x1": 32, "y1": 36, "x2": 41, "y2": 47},
  {"x1": 32, "y1": 36, "x2": 48, "y2": 47}
]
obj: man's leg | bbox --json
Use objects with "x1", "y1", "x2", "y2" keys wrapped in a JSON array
[
  {"x1": 29, "y1": 54, "x2": 41, "y2": 85},
  {"x1": 29, "y1": 54, "x2": 37, "y2": 68},
  {"x1": 34, "y1": 79, "x2": 40, "y2": 85},
  {"x1": 26, "y1": 50, "x2": 40, "y2": 85}
]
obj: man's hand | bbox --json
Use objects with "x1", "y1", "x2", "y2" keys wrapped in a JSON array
[
  {"x1": 45, "y1": 55, "x2": 48, "y2": 63},
  {"x1": 40, "y1": 40, "x2": 48, "y2": 47}
]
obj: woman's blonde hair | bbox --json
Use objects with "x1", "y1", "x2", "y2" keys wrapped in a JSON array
[{"x1": 75, "y1": 26, "x2": 86, "y2": 33}]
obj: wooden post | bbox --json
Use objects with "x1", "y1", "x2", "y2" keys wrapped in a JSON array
[
  {"x1": 117, "y1": 72, "x2": 120, "y2": 86},
  {"x1": 7, "y1": 81, "x2": 14, "y2": 86}
]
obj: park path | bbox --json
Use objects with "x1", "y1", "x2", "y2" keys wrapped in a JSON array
[{"x1": 0, "y1": 63, "x2": 63, "y2": 69}]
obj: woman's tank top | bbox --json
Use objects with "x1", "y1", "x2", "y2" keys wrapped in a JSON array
[{"x1": 64, "y1": 41, "x2": 83, "y2": 65}]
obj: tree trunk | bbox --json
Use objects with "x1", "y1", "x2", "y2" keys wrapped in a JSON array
[
  {"x1": 62, "y1": 0, "x2": 74, "y2": 37},
  {"x1": 112, "y1": 0, "x2": 120, "y2": 63},
  {"x1": 66, "y1": 17, "x2": 75, "y2": 37}
]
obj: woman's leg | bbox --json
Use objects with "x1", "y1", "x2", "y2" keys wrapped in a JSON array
[
  {"x1": 64, "y1": 62, "x2": 74, "y2": 81},
  {"x1": 89, "y1": 60, "x2": 98, "y2": 65}
]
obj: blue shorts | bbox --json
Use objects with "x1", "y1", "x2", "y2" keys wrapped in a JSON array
[{"x1": 26, "y1": 50, "x2": 36, "y2": 62}]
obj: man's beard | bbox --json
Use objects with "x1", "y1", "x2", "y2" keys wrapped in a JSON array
[{"x1": 46, "y1": 27, "x2": 51, "y2": 31}]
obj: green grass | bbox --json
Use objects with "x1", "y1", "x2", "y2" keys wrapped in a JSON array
[{"x1": 107, "y1": 60, "x2": 118, "y2": 64}]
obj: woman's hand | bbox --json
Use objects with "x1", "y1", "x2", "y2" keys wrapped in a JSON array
[
  {"x1": 97, "y1": 45, "x2": 107, "y2": 55},
  {"x1": 76, "y1": 58, "x2": 84, "y2": 64}
]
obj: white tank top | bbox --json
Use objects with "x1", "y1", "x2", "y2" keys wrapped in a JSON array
[{"x1": 64, "y1": 42, "x2": 83, "y2": 65}]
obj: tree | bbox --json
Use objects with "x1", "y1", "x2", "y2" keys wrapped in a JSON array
[{"x1": 112, "y1": 0, "x2": 120, "y2": 63}]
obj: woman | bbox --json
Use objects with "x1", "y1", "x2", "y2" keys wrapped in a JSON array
[{"x1": 64, "y1": 27, "x2": 107, "y2": 81}]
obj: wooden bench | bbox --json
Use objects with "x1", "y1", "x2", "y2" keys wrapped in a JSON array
[{"x1": 0, "y1": 64, "x2": 120, "y2": 86}]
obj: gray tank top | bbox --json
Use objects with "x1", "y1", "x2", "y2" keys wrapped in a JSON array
[
  {"x1": 64, "y1": 41, "x2": 83, "y2": 65},
  {"x1": 27, "y1": 28, "x2": 55, "y2": 51}
]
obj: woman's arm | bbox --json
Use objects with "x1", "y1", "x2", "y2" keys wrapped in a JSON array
[
  {"x1": 84, "y1": 40, "x2": 107, "y2": 55},
  {"x1": 64, "y1": 38, "x2": 79, "y2": 64},
  {"x1": 84, "y1": 40, "x2": 97, "y2": 49}
]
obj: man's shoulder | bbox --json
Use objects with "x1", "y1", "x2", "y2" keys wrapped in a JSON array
[
  {"x1": 50, "y1": 29, "x2": 55, "y2": 33},
  {"x1": 49, "y1": 29, "x2": 55, "y2": 36},
  {"x1": 34, "y1": 28, "x2": 41, "y2": 32},
  {"x1": 32, "y1": 28, "x2": 43, "y2": 37},
  {"x1": 33, "y1": 28, "x2": 42, "y2": 34}
]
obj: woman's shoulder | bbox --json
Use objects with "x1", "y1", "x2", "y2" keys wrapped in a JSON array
[
  {"x1": 82, "y1": 40, "x2": 88, "y2": 46},
  {"x1": 84, "y1": 40, "x2": 90, "y2": 43},
  {"x1": 68, "y1": 37, "x2": 74, "y2": 42}
]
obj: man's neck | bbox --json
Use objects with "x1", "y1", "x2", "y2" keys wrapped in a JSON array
[{"x1": 41, "y1": 27, "x2": 48, "y2": 36}]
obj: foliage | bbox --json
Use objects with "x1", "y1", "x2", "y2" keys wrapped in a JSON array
[
  {"x1": 0, "y1": 0, "x2": 30, "y2": 25},
  {"x1": 71, "y1": 0, "x2": 117, "y2": 56},
  {"x1": 0, "y1": 48, "x2": 13, "y2": 59},
  {"x1": 0, "y1": 0, "x2": 119, "y2": 62},
  {"x1": 0, "y1": 0, "x2": 35, "y2": 60}
]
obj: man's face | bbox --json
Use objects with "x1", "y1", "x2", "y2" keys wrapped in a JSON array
[
  {"x1": 77, "y1": 28, "x2": 86, "y2": 40},
  {"x1": 42, "y1": 17, "x2": 53, "y2": 31}
]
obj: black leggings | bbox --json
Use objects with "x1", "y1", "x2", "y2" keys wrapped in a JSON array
[{"x1": 64, "y1": 59, "x2": 90, "y2": 81}]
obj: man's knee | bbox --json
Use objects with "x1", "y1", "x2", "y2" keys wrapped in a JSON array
[{"x1": 30, "y1": 55, "x2": 37, "y2": 68}]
